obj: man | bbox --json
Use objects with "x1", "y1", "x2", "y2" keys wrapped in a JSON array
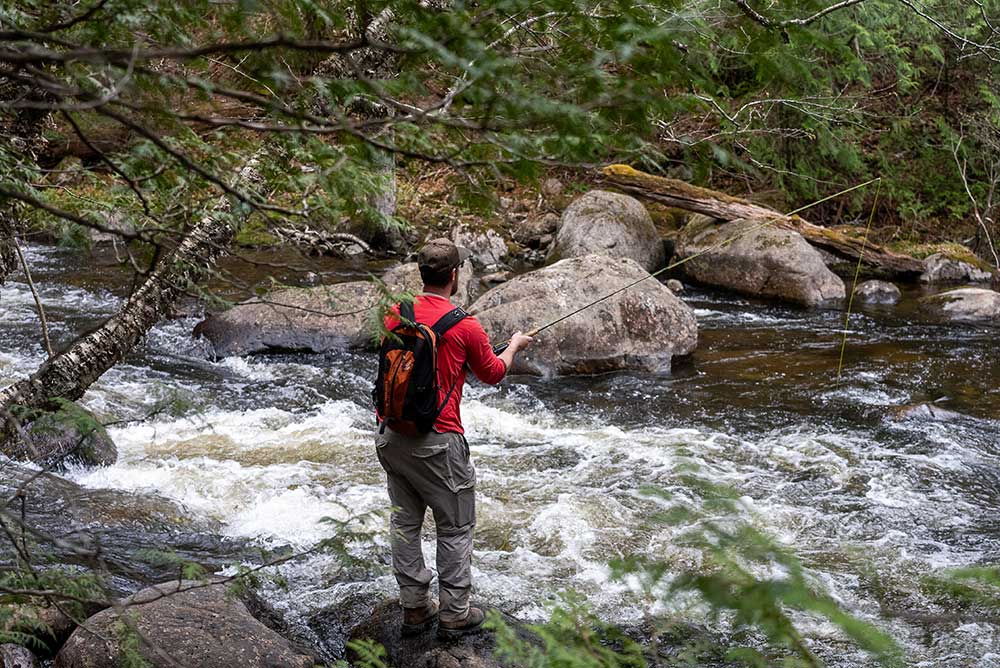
[{"x1": 375, "y1": 238, "x2": 533, "y2": 639}]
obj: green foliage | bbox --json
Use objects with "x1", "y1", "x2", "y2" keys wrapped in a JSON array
[
  {"x1": 365, "y1": 277, "x2": 415, "y2": 347},
  {"x1": 489, "y1": 592, "x2": 646, "y2": 668},
  {"x1": 921, "y1": 566, "x2": 1000, "y2": 613},
  {"x1": 612, "y1": 473, "x2": 905, "y2": 668}
]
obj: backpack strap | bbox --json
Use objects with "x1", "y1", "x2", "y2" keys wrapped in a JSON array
[
  {"x1": 398, "y1": 301, "x2": 416, "y2": 325},
  {"x1": 430, "y1": 307, "x2": 467, "y2": 338}
]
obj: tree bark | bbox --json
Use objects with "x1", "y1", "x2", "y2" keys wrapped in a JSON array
[
  {"x1": 597, "y1": 164, "x2": 925, "y2": 278},
  {"x1": 0, "y1": 212, "x2": 15, "y2": 284},
  {"x1": 0, "y1": 152, "x2": 263, "y2": 447}
]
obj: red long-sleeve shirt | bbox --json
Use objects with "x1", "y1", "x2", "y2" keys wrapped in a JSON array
[{"x1": 383, "y1": 293, "x2": 507, "y2": 434}]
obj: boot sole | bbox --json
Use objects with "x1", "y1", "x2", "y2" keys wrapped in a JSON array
[{"x1": 436, "y1": 620, "x2": 486, "y2": 640}]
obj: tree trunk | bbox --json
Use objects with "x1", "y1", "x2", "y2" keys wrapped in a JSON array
[
  {"x1": 0, "y1": 152, "x2": 263, "y2": 447},
  {"x1": 597, "y1": 164, "x2": 925, "y2": 278},
  {"x1": 0, "y1": 213, "x2": 15, "y2": 284}
]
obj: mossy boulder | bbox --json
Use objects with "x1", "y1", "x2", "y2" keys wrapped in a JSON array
[
  {"x1": 547, "y1": 190, "x2": 666, "y2": 272},
  {"x1": 919, "y1": 287, "x2": 1000, "y2": 323},
  {"x1": 674, "y1": 215, "x2": 845, "y2": 306},
  {"x1": 7, "y1": 402, "x2": 116, "y2": 469},
  {"x1": 470, "y1": 255, "x2": 697, "y2": 377},
  {"x1": 919, "y1": 253, "x2": 993, "y2": 283},
  {"x1": 55, "y1": 581, "x2": 315, "y2": 668}
]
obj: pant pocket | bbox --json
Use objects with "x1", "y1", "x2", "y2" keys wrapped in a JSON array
[{"x1": 447, "y1": 436, "x2": 475, "y2": 491}]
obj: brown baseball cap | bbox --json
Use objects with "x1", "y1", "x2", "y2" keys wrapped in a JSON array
[{"x1": 417, "y1": 238, "x2": 471, "y2": 273}]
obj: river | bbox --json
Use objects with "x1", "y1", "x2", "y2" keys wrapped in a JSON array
[{"x1": 2, "y1": 243, "x2": 998, "y2": 667}]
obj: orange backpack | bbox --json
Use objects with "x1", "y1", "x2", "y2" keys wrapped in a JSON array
[{"x1": 372, "y1": 301, "x2": 467, "y2": 435}]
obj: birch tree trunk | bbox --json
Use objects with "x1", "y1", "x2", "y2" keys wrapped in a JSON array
[
  {"x1": 0, "y1": 152, "x2": 263, "y2": 447},
  {"x1": 598, "y1": 164, "x2": 925, "y2": 278}
]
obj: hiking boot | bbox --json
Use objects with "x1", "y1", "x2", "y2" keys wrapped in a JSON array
[
  {"x1": 437, "y1": 606, "x2": 486, "y2": 640},
  {"x1": 401, "y1": 600, "x2": 439, "y2": 636}
]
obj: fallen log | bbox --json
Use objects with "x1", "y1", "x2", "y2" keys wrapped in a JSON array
[{"x1": 597, "y1": 164, "x2": 925, "y2": 278}]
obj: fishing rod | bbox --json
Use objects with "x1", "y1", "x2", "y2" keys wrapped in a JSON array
[{"x1": 491, "y1": 176, "x2": 882, "y2": 355}]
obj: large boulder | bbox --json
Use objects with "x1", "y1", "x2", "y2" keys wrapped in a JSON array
[
  {"x1": 54, "y1": 581, "x2": 315, "y2": 668},
  {"x1": 194, "y1": 282, "x2": 377, "y2": 356},
  {"x1": 6, "y1": 402, "x2": 116, "y2": 469},
  {"x1": 469, "y1": 255, "x2": 697, "y2": 377},
  {"x1": 673, "y1": 215, "x2": 846, "y2": 306},
  {"x1": 919, "y1": 253, "x2": 993, "y2": 283},
  {"x1": 853, "y1": 280, "x2": 901, "y2": 305},
  {"x1": 547, "y1": 190, "x2": 666, "y2": 272},
  {"x1": 195, "y1": 261, "x2": 482, "y2": 357},
  {"x1": 919, "y1": 287, "x2": 1000, "y2": 323}
]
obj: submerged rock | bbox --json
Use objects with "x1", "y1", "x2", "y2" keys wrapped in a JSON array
[
  {"x1": 919, "y1": 287, "x2": 1000, "y2": 323},
  {"x1": 673, "y1": 215, "x2": 845, "y2": 306},
  {"x1": 348, "y1": 599, "x2": 534, "y2": 668},
  {"x1": 919, "y1": 253, "x2": 993, "y2": 283},
  {"x1": 548, "y1": 190, "x2": 666, "y2": 272},
  {"x1": 8, "y1": 402, "x2": 116, "y2": 469},
  {"x1": 0, "y1": 462, "x2": 250, "y2": 595},
  {"x1": 470, "y1": 255, "x2": 697, "y2": 377},
  {"x1": 853, "y1": 280, "x2": 901, "y2": 304},
  {"x1": 891, "y1": 403, "x2": 965, "y2": 422},
  {"x1": 55, "y1": 581, "x2": 315, "y2": 668}
]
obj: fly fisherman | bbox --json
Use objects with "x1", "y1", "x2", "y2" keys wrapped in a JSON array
[{"x1": 372, "y1": 238, "x2": 533, "y2": 639}]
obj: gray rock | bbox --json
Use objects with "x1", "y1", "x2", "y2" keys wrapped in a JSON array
[
  {"x1": 666, "y1": 279, "x2": 685, "y2": 294},
  {"x1": 0, "y1": 462, "x2": 250, "y2": 596},
  {"x1": 451, "y1": 225, "x2": 509, "y2": 269},
  {"x1": 513, "y1": 213, "x2": 559, "y2": 248},
  {"x1": 194, "y1": 282, "x2": 378, "y2": 356},
  {"x1": 919, "y1": 253, "x2": 993, "y2": 283},
  {"x1": 891, "y1": 403, "x2": 965, "y2": 422},
  {"x1": 674, "y1": 215, "x2": 845, "y2": 306},
  {"x1": 1, "y1": 644, "x2": 39, "y2": 668},
  {"x1": 349, "y1": 599, "x2": 535, "y2": 668},
  {"x1": 853, "y1": 280, "x2": 901, "y2": 304},
  {"x1": 920, "y1": 287, "x2": 1000, "y2": 323},
  {"x1": 55, "y1": 581, "x2": 314, "y2": 668},
  {"x1": 479, "y1": 271, "x2": 510, "y2": 287},
  {"x1": 194, "y1": 261, "x2": 480, "y2": 357},
  {"x1": 8, "y1": 402, "x2": 116, "y2": 469},
  {"x1": 541, "y1": 177, "x2": 564, "y2": 199},
  {"x1": 470, "y1": 255, "x2": 697, "y2": 377},
  {"x1": 548, "y1": 190, "x2": 666, "y2": 272}
]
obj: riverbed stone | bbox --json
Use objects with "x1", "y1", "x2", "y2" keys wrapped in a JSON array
[
  {"x1": 469, "y1": 255, "x2": 697, "y2": 377},
  {"x1": 919, "y1": 287, "x2": 1000, "y2": 323},
  {"x1": 919, "y1": 253, "x2": 993, "y2": 283},
  {"x1": 673, "y1": 215, "x2": 846, "y2": 306},
  {"x1": 348, "y1": 599, "x2": 535, "y2": 668},
  {"x1": 853, "y1": 280, "x2": 901, "y2": 304},
  {"x1": 451, "y1": 225, "x2": 509, "y2": 270},
  {"x1": 54, "y1": 581, "x2": 314, "y2": 668},
  {"x1": 0, "y1": 462, "x2": 250, "y2": 596},
  {"x1": 547, "y1": 190, "x2": 666, "y2": 272},
  {"x1": 513, "y1": 213, "x2": 559, "y2": 249},
  {"x1": 6, "y1": 402, "x2": 116, "y2": 469},
  {"x1": 891, "y1": 403, "x2": 965, "y2": 422},
  {"x1": 1, "y1": 644, "x2": 39, "y2": 668}
]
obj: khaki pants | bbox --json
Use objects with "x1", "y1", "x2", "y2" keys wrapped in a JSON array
[{"x1": 375, "y1": 428, "x2": 476, "y2": 623}]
